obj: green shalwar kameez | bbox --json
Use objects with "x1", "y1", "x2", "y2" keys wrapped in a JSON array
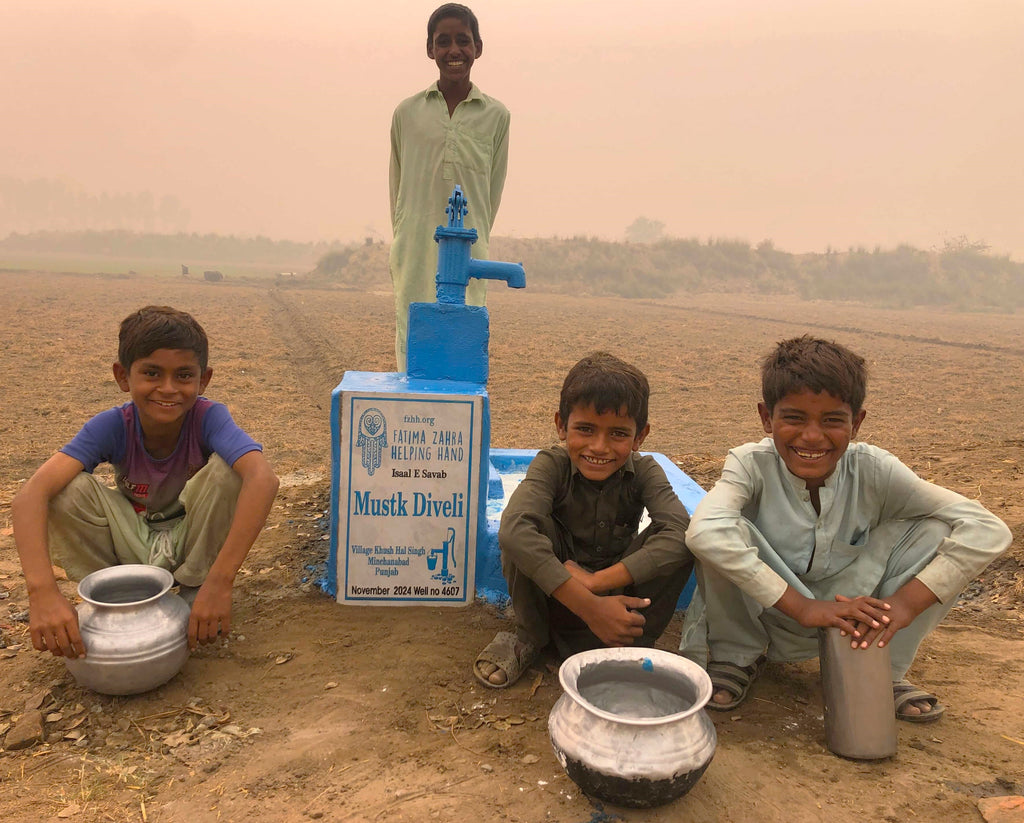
[{"x1": 388, "y1": 82, "x2": 509, "y2": 369}]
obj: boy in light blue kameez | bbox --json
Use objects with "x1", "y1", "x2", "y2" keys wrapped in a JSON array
[{"x1": 680, "y1": 336, "x2": 1011, "y2": 722}]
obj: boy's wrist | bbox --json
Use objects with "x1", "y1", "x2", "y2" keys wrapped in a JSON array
[
  {"x1": 26, "y1": 579, "x2": 65, "y2": 603},
  {"x1": 773, "y1": 586, "x2": 818, "y2": 626},
  {"x1": 887, "y1": 579, "x2": 938, "y2": 621},
  {"x1": 201, "y1": 569, "x2": 236, "y2": 591},
  {"x1": 576, "y1": 591, "x2": 606, "y2": 627},
  {"x1": 24, "y1": 567, "x2": 62, "y2": 596}
]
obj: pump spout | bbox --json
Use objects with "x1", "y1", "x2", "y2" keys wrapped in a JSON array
[{"x1": 467, "y1": 258, "x2": 525, "y2": 289}]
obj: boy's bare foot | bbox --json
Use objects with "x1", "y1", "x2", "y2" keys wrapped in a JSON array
[
  {"x1": 476, "y1": 659, "x2": 510, "y2": 686},
  {"x1": 705, "y1": 657, "x2": 766, "y2": 711},
  {"x1": 893, "y1": 680, "x2": 944, "y2": 722},
  {"x1": 712, "y1": 689, "x2": 737, "y2": 706},
  {"x1": 473, "y1": 631, "x2": 538, "y2": 689}
]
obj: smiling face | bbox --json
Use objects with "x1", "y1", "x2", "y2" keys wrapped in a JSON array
[
  {"x1": 113, "y1": 348, "x2": 212, "y2": 437},
  {"x1": 759, "y1": 389, "x2": 866, "y2": 490},
  {"x1": 556, "y1": 403, "x2": 649, "y2": 483},
  {"x1": 427, "y1": 17, "x2": 481, "y2": 88}
]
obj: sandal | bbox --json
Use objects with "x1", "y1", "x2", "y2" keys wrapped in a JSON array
[
  {"x1": 706, "y1": 655, "x2": 767, "y2": 712},
  {"x1": 893, "y1": 680, "x2": 945, "y2": 723},
  {"x1": 473, "y1": 631, "x2": 538, "y2": 689}
]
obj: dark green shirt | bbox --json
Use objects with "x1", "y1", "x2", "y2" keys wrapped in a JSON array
[{"x1": 499, "y1": 447, "x2": 690, "y2": 595}]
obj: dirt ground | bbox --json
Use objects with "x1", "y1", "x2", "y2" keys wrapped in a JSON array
[{"x1": 0, "y1": 269, "x2": 1021, "y2": 822}]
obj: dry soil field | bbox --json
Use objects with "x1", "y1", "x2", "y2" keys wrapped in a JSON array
[{"x1": 0, "y1": 269, "x2": 1021, "y2": 822}]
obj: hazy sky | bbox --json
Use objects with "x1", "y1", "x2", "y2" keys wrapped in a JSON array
[{"x1": 3, "y1": 0, "x2": 1022, "y2": 255}]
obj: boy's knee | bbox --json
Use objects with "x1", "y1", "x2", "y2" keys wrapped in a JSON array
[
  {"x1": 187, "y1": 454, "x2": 242, "y2": 499},
  {"x1": 207, "y1": 453, "x2": 239, "y2": 484},
  {"x1": 887, "y1": 517, "x2": 951, "y2": 562},
  {"x1": 49, "y1": 472, "x2": 102, "y2": 516},
  {"x1": 913, "y1": 517, "x2": 952, "y2": 546}
]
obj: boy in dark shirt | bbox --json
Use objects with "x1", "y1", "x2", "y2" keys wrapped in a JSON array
[
  {"x1": 13, "y1": 305, "x2": 279, "y2": 656},
  {"x1": 474, "y1": 352, "x2": 693, "y2": 688}
]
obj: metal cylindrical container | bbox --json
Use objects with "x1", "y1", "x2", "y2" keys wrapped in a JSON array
[
  {"x1": 548, "y1": 647, "x2": 717, "y2": 809},
  {"x1": 818, "y1": 627, "x2": 897, "y2": 759},
  {"x1": 65, "y1": 564, "x2": 191, "y2": 696}
]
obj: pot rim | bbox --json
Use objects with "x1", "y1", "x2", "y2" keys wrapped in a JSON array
[
  {"x1": 77, "y1": 564, "x2": 175, "y2": 608},
  {"x1": 557, "y1": 647, "x2": 713, "y2": 727}
]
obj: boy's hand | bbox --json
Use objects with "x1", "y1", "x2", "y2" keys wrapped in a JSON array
[
  {"x1": 834, "y1": 593, "x2": 894, "y2": 648},
  {"x1": 846, "y1": 579, "x2": 939, "y2": 649},
  {"x1": 187, "y1": 579, "x2": 233, "y2": 649},
  {"x1": 583, "y1": 595, "x2": 649, "y2": 647},
  {"x1": 29, "y1": 589, "x2": 86, "y2": 658},
  {"x1": 781, "y1": 589, "x2": 891, "y2": 638}
]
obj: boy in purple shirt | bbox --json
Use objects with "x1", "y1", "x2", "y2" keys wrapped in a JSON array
[{"x1": 13, "y1": 306, "x2": 280, "y2": 657}]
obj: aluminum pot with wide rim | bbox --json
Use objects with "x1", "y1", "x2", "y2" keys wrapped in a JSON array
[
  {"x1": 65, "y1": 564, "x2": 190, "y2": 695},
  {"x1": 548, "y1": 646, "x2": 716, "y2": 808}
]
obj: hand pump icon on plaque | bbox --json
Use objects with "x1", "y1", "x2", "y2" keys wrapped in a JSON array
[{"x1": 427, "y1": 528, "x2": 457, "y2": 584}]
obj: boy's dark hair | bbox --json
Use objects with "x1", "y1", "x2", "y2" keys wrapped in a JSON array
[
  {"x1": 118, "y1": 306, "x2": 209, "y2": 371},
  {"x1": 559, "y1": 352, "x2": 650, "y2": 432},
  {"x1": 761, "y1": 336, "x2": 867, "y2": 415},
  {"x1": 427, "y1": 3, "x2": 480, "y2": 47}
]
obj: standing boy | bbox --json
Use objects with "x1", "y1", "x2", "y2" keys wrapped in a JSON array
[
  {"x1": 474, "y1": 352, "x2": 693, "y2": 688},
  {"x1": 389, "y1": 3, "x2": 510, "y2": 369},
  {"x1": 680, "y1": 336, "x2": 1011, "y2": 721},
  {"x1": 13, "y1": 306, "x2": 280, "y2": 656}
]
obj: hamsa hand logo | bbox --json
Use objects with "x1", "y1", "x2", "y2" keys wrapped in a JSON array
[{"x1": 356, "y1": 408, "x2": 387, "y2": 476}]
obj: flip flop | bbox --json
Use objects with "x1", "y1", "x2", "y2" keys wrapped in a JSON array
[
  {"x1": 706, "y1": 655, "x2": 767, "y2": 712},
  {"x1": 893, "y1": 680, "x2": 945, "y2": 723},
  {"x1": 473, "y1": 631, "x2": 538, "y2": 689}
]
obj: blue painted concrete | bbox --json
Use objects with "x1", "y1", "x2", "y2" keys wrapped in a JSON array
[
  {"x1": 327, "y1": 371, "x2": 490, "y2": 599},
  {"x1": 407, "y1": 302, "x2": 490, "y2": 384}
]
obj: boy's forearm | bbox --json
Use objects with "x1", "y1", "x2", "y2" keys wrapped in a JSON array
[
  {"x1": 12, "y1": 453, "x2": 85, "y2": 599},
  {"x1": 771, "y1": 585, "x2": 810, "y2": 623},
  {"x1": 888, "y1": 578, "x2": 938, "y2": 620},
  {"x1": 772, "y1": 585, "x2": 839, "y2": 627},
  {"x1": 12, "y1": 487, "x2": 61, "y2": 597},
  {"x1": 205, "y1": 468, "x2": 279, "y2": 588},
  {"x1": 586, "y1": 562, "x2": 634, "y2": 593},
  {"x1": 551, "y1": 576, "x2": 602, "y2": 623}
]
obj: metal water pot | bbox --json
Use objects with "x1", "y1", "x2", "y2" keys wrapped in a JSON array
[
  {"x1": 818, "y1": 627, "x2": 897, "y2": 759},
  {"x1": 65, "y1": 564, "x2": 191, "y2": 695},
  {"x1": 548, "y1": 647, "x2": 717, "y2": 808}
]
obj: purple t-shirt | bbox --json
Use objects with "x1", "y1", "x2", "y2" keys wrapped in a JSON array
[{"x1": 61, "y1": 398, "x2": 260, "y2": 523}]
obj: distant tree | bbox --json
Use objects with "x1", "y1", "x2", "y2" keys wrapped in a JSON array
[
  {"x1": 940, "y1": 235, "x2": 989, "y2": 254},
  {"x1": 625, "y1": 216, "x2": 666, "y2": 244}
]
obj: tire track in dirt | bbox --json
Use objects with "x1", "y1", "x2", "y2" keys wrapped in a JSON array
[
  {"x1": 265, "y1": 288, "x2": 352, "y2": 399},
  {"x1": 640, "y1": 300, "x2": 1024, "y2": 357}
]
